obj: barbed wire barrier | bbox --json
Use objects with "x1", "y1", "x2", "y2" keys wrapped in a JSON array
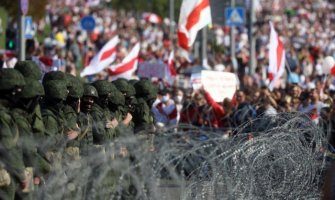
[{"x1": 33, "y1": 112, "x2": 328, "y2": 200}]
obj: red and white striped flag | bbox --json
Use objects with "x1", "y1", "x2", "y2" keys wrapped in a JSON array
[
  {"x1": 268, "y1": 22, "x2": 285, "y2": 91},
  {"x1": 80, "y1": 36, "x2": 119, "y2": 77},
  {"x1": 108, "y1": 43, "x2": 140, "y2": 80},
  {"x1": 177, "y1": 0, "x2": 212, "y2": 50},
  {"x1": 143, "y1": 12, "x2": 162, "y2": 24},
  {"x1": 165, "y1": 51, "x2": 177, "y2": 85}
]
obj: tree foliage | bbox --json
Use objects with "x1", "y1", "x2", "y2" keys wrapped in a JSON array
[
  {"x1": 108, "y1": 0, "x2": 181, "y2": 20},
  {"x1": 1, "y1": 0, "x2": 48, "y2": 20}
]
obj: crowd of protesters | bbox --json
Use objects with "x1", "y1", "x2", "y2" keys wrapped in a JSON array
[
  {"x1": 0, "y1": 0, "x2": 335, "y2": 199},
  {"x1": 1, "y1": 0, "x2": 335, "y2": 142}
]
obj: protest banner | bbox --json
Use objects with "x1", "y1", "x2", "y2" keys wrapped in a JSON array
[
  {"x1": 191, "y1": 70, "x2": 237, "y2": 102},
  {"x1": 202, "y1": 70, "x2": 237, "y2": 102},
  {"x1": 137, "y1": 62, "x2": 166, "y2": 78}
]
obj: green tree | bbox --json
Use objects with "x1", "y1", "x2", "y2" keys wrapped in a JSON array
[
  {"x1": 0, "y1": 7, "x2": 8, "y2": 49},
  {"x1": 109, "y1": 0, "x2": 181, "y2": 20},
  {"x1": 1, "y1": 0, "x2": 48, "y2": 20}
]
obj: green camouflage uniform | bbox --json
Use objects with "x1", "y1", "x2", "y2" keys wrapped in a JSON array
[
  {"x1": 108, "y1": 88, "x2": 131, "y2": 138},
  {"x1": 41, "y1": 71, "x2": 72, "y2": 136},
  {"x1": 14, "y1": 61, "x2": 46, "y2": 146},
  {"x1": 63, "y1": 74, "x2": 83, "y2": 128},
  {"x1": 77, "y1": 112, "x2": 94, "y2": 157},
  {"x1": 63, "y1": 85, "x2": 97, "y2": 199},
  {"x1": 63, "y1": 102, "x2": 81, "y2": 159},
  {"x1": 0, "y1": 69, "x2": 26, "y2": 200},
  {"x1": 63, "y1": 103, "x2": 79, "y2": 132},
  {"x1": 113, "y1": 78, "x2": 137, "y2": 131},
  {"x1": 77, "y1": 85, "x2": 98, "y2": 156},
  {"x1": 0, "y1": 100, "x2": 26, "y2": 200},
  {"x1": 91, "y1": 81, "x2": 118, "y2": 143},
  {"x1": 133, "y1": 80, "x2": 158, "y2": 134},
  {"x1": 13, "y1": 78, "x2": 52, "y2": 199},
  {"x1": 42, "y1": 80, "x2": 67, "y2": 156},
  {"x1": 78, "y1": 85, "x2": 106, "y2": 200},
  {"x1": 108, "y1": 87, "x2": 126, "y2": 121},
  {"x1": 30, "y1": 104, "x2": 46, "y2": 145},
  {"x1": 41, "y1": 80, "x2": 69, "y2": 200},
  {"x1": 42, "y1": 71, "x2": 70, "y2": 154},
  {"x1": 127, "y1": 80, "x2": 159, "y2": 199},
  {"x1": 13, "y1": 107, "x2": 50, "y2": 175},
  {"x1": 63, "y1": 74, "x2": 84, "y2": 160},
  {"x1": 15, "y1": 62, "x2": 51, "y2": 198}
]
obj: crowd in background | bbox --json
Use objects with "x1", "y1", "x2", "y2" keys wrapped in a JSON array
[
  {"x1": 0, "y1": 0, "x2": 335, "y2": 199},
  {"x1": 1, "y1": 0, "x2": 335, "y2": 141}
]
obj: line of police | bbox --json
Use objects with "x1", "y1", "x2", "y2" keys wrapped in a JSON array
[{"x1": 0, "y1": 61, "x2": 158, "y2": 199}]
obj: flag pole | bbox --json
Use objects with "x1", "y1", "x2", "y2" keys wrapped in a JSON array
[
  {"x1": 284, "y1": 55, "x2": 293, "y2": 86},
  {"x1": 18, "y1": 0, "x2": 26, "y2": 61},
  {"x1": 201, "y1": 26, "x2": 208, "y2": 68},
  {"x1": 230, "y1": 0, "x2": 236, "y2": 71},
  {"x1": 169, "y1": 0, "x2": 175, "y2": 42},
  {"x1": 284, "y1": 56, "x2": 292, "y2": 75},
  {"x1": 248, "y1": 0, "x2": 256, "y2": 75}
]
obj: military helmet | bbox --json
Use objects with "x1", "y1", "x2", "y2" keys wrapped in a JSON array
[
  {"x1": 109, "y1": 89, "x2": 125, "y2": 105},
  {"x1": 126, "y1": 84, "x2": 136, "y2": 97},
  {"x1": 134, "y1": 80, "x2": 158, "y2": 100},
  {"x1": 65, "y1": 74, "x2": 84, "y2": 98},
  {"x1": 43, "y1": 80, "x2": 68, "y2": 101},
  {"x1": 113, "y1": 78, "x2": 136, "y2": 97},
  {"x1": 83, "y1": 84, "x2": 98, "y2": 98},
  {"x1": 42, "y1": 71, "x2": 71, "y2": 88},
  {"x1": 14, "y1": 60, "x2": 42, "y2": 80},
  {"x1": 0, "y1": 68, "x2": 26, "y2": 90},
  {"x1": 128, "y1": 79, "x2": 139, "y2": 86},
  {"x1": 19, "y1": 78, "x2": 45, "y2": 98},
  {"x1": 69, "y1": 83, "x2": 84, "y2": 99},
  {"x1": 91, "y1": 80, "x2": 114, "y2": 97}
]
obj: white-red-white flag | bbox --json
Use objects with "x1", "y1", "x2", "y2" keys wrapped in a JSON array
[
  {"x1": 268, "y1": 22, "x2": 285, "y2": 91},
  {"x1": 80, "y1": 36, "x2": 119, "y2": 77},
  {"x1": 165, "y1": 51, "x2": 177, "y2": 85},
  {"x1": 108, "y1": 43, "x2": 140, "y2": 80},
  {"x1": 177, "y1": 0, "x2": 212, "y2": 50},
  {"x1": 143, "y1": 12, "x2": 162, "y2": 24}
]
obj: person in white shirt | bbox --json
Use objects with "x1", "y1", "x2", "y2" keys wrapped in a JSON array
[{"x1": 152, "y1": 89, "x2": 177, "y2": 128}]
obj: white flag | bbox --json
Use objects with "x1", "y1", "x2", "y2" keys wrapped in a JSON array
[
  {"x1": 268, "y1": 22, "x2": 285, "y2": 91},
  {"x1": 177, "y1": 0, "x2": 212, "y2": 50},
  {"x1": 108, "y1": 43, "x2": 140, "y2": 80},
  {"x1": 80, "y1": 36, "x2": 119, "y2": 77}
]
